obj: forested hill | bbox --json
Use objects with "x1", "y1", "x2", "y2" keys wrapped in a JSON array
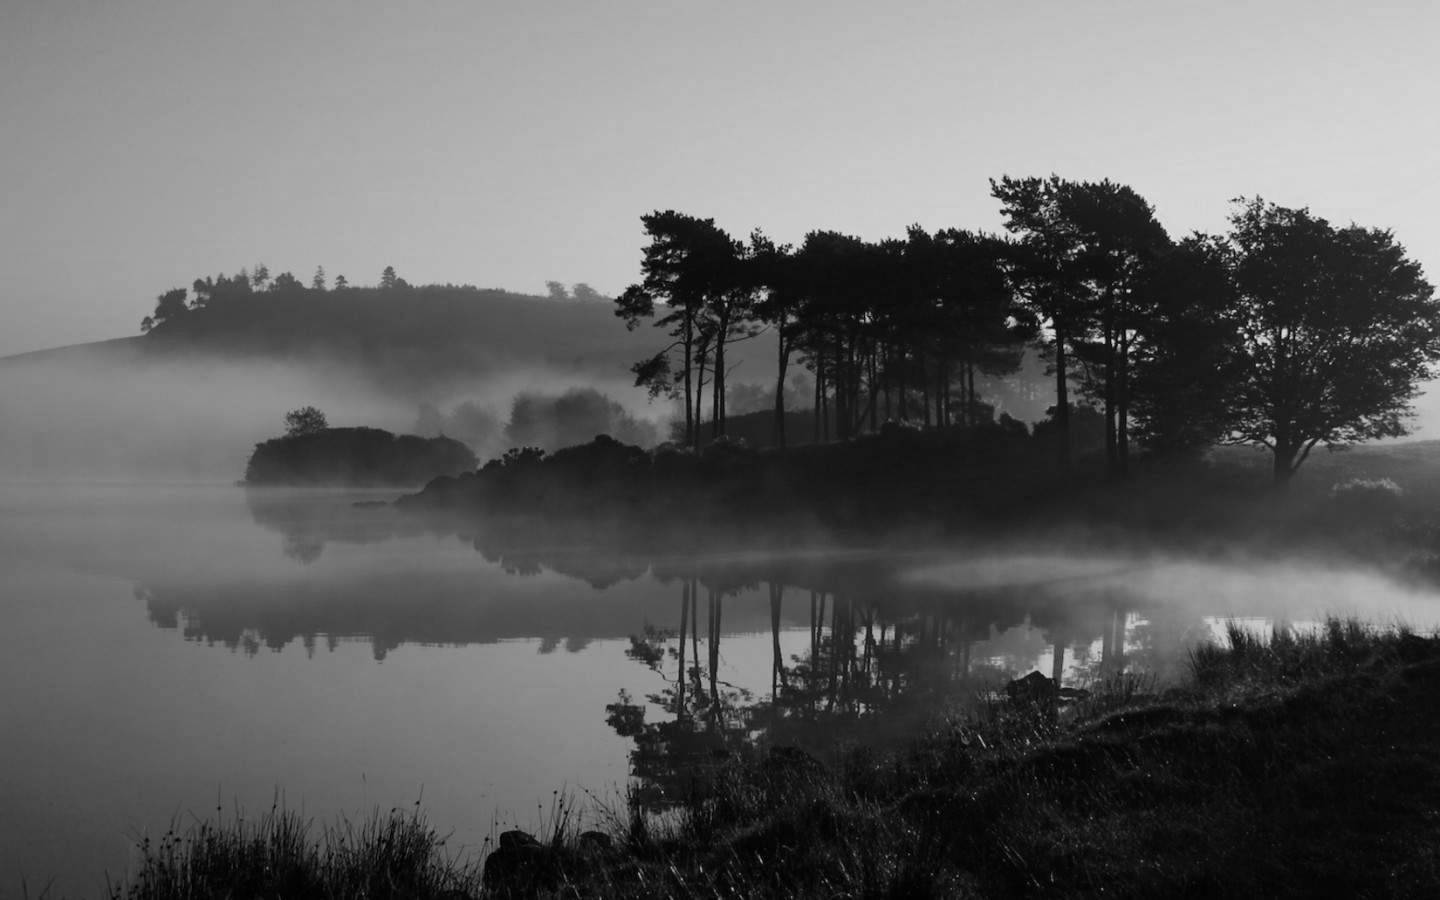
[
  {"x1": 2, "y1": 279, "x2": 781, "y2": 395},
  {"x1": 116, "y1": 282, "x2": 680, "y2": 391},
  {"x1": 0, "y1": 278, "x2": 779, "y2": 480}
]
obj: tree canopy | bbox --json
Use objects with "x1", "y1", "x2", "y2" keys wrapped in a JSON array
[
  {"x1": 616, "y1": 183, "x2": 1436, "y2": 483},
  {"x1": 283, "y1": 406, "x2": 329, "y2": 436},
  {"x1": 1221, "y1": 198, "x2": 1440, "y2": 482}
]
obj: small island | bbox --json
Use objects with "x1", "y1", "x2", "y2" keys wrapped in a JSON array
[{"x1": 244, "y1": 406, "x2": 477, "y2": 487}]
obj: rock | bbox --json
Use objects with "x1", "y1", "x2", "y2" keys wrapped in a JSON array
[
  {"x1": 498, "y1": 829, "x2": 543, "y2": 851},
  {"x1": 578, "y1": 830, "x2": 613, "y2": 854},
  {"x1": 1006, "y1": 671, "x2": 1056, "y2": 705},
  {"x1": 482, "y1": 830, "x2": 552, "y2": 893}
]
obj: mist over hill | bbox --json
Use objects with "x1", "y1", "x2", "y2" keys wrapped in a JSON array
[{"x1": 0, "y1": 281, "x2": 775, "y2": 480}]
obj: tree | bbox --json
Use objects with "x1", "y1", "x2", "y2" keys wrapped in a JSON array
[
  {"x1": 140, "y1": 287, "x2": 190, "y2": 332},
  {"x1": 333, "y1": 274, "x2": 349, "y2": 290},
  {"x1": 616, "y1": 211, "x2": 740, "y2": 449},
  {"x1": 283, "y1": 406, "x2": 328, "y2": 436},
  {"x1": 1128, "y1": 235, "x2": 1241, "y2": 455},
  {"x1": 546, "y1": 280, "x2": 570, "y2": 300},
  {"x1": 572, "y1": 283, "x2": 604, "y2": 302},
  {"x1": 1053, "y1": 180, "x2": 1170, "y2": 477},
  {"x1": 270, "y1": 271, "x2": 302, "y2": 292},
  {"x1": 991, "y1": 176, "x2": 1170, "y2": 475},
  {"x1": 748, "y1": 231, "x2": 801, "y2": 445},
  {"x1": 251, "y1": 263, "x2": 271, "y2": 291},
  {"x1": 1222, "y1": 198, "x2": 1440, "y2": 484},
  {"x1": 311, "y1": 266, "x2": 327, "y2": 291},
  {"x1": 992, "y1": 176, "x2": 1091, "y2": 468},
  {"x1": 380, "y1": 266, "x2": 399, "y2": 290}
]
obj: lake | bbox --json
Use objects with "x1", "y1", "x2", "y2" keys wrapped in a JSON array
[{"x1": 3, "y1": 483, "x2": 1438, "y2": 896}]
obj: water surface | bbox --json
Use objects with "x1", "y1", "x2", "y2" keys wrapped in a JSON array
[{"x1": 2, "y1": 483, "x2": 1437, "y2": 895}]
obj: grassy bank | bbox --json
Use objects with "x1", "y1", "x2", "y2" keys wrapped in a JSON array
[{"x1": 105, "y1": 621, "x2": 1440, "y2": 898}]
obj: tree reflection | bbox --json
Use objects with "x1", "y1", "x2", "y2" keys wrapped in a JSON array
[{"x1": 606, "y1": 569, "x2": 1166, "y2": 817}]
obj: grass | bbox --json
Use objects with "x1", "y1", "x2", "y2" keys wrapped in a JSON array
[
  {"x1": 107, "y1": 799, "x2": 481, "y2": 900},
  {"x1": 102, "y1": 620, "x2": 1440, "y2": 898}
]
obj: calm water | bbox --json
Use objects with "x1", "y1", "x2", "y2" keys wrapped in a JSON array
[{"x1": 3, "y1": 483, "x2": 1439, "y2": 896}]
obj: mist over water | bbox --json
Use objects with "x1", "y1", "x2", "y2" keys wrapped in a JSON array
[{"x1": 0, "y1": 350, "x2": 665, "y2": 482}]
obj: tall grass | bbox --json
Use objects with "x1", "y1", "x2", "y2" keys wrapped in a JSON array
[
  {"x1": 1189, "y1": 616, "x2": 1424, "y2": 689},
  {"x1": 108, "y1": 799, "x2": 481, "y2": 900},
  {"x1": 104, "y1": 621, "x2": 1440, "y2": 898}
]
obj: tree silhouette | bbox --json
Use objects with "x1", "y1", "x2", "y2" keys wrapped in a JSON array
[
  {"x1": 1128, "y1": 236, "x2": 1240, "y2": 455},
  {"x1": 311, "y1": 266, "x2": 326, "y2": 291},
  {"x1": 251, "y1": 263, "x2": 271, "y2": 291},
  {"x1": 616, "y1": 211, "x2": 739, "y2": 449},
  {"x1": 572, "y1": 283, "x2": 603, "y2": 302},
  {"x1": 283, "y1": 406, "x2": 328, "y2": 436},
  {"x1": 1051, "y1": 179, "x2": 1171, "y2": 477},
  {"x1": 270, "y1": 271, "x2": 303, "y2": 292},
  {"x1": 1221, "y1": 198, "x2": 1440, "y2": 484},
  {"x1": 991, "y1": 176, "x2": 1091, "y2": 468},
  {"x1": 546, "y1": 280, "x2": 569, "y2": 300},
  {"x1": 333, "y1": 274, "x2": 348, "y2": 290},
  {"x1": 139, "y1": 287, "x2": 190, "y2": 332},
  {"x1": 380, "y1": 266, "x2": 398, "y2": 290}
]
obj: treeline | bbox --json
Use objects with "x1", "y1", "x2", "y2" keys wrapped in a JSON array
[
  {"x1": 141, "y1": 263, "x2": 386, "y2": 332},
  {"x1": 619, "y1": 178, "x2": 1440, "y2": 483},
  {"x1": 140, "y1": 265, "x2": 611, "y2": 334}
]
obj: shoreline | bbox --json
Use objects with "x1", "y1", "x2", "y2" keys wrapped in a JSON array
[{"x1": 103, "y1": 621, "x2": 1440, "y2": 898}]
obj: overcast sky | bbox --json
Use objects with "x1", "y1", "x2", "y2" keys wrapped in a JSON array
[{"x1": 2, "y1": 0, "x2": 1437, "y2": 357}]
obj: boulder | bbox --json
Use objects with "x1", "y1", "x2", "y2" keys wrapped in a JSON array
[
  {"x1": 1006, "y1": 671, "x2": 1056, "y2": 705},
  {"x1": 481, "y1": 829, "x2": 552, "y2": 893}
]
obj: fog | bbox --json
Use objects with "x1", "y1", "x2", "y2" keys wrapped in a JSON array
[{"x1": 0, "y1": 350, "x2": 669, "y2": 482}]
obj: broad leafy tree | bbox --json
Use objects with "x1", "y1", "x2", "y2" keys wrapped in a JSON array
[
  {"x1": 1222, "y1": 198, "x2": 1440, "y2": 483},
  {"x1": 139, "y1": 287, "x2": 190, "y2": 332},
  {"x1": 283, "y1": 406, "x2": 328, "y2": 436}
]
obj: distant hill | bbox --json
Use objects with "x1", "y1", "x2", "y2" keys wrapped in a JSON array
[
  {"x1": 0, "y1": 282, "x2": 776, "y2": 480},
  {"x1": 0, "y1": 281, "x2": 781, "y2": 403}
]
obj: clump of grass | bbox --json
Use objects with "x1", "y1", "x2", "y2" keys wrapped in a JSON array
[
  {"x1": 109, "y1": 799, "x2": 481, "y2": 900},
  {"x1": 1189, "y1": 616, "x2": 1421, "y2": 691}
]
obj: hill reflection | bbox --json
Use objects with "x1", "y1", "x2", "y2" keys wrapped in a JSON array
[{"x1": 137, "y1": 490, "x2": 1198, "y2": 679}]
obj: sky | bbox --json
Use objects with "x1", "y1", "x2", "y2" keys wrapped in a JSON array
[{"x1": 2, "y1": 0, "x2": 1438, "y2": 357}]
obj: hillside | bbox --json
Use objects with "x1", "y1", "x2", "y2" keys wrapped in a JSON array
[
  {"x1": 1, "y1": 285, "x2": 766, "y2": 393},
  {"x1": 0, "y1": 284, "x2": 775, "y2": 480}
]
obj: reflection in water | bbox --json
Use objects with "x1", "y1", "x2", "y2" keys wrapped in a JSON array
[
  {"x1": 603, "y1": 570, "x2": 1173, "y2": 813},
  {"x1": 151, "y1": 488, "x2": 1440, "y2": 812}
]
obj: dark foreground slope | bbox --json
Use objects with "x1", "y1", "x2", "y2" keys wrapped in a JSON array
[
  {"x1": 244, "y1": 427, "x2": 476, "y2": 486},
  {"x1": 109, "y1": 625, "x2": 1440, "y2": 899}
]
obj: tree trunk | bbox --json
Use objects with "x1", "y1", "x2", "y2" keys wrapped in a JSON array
[
  {"x1": 1054, "y1": 323, "x2": 1071, "y2": 469},
  {"x1": 711, "y1": 334, "x2": 723, "y2": 439},
  {"x1": 682, "y1": 317, "x2": 693, "y2": 447},
  {"x1": 677, "y1": 580, "x2": 689, "y2": 711},
  {"x1": 967, "y1": 362, "x2": 978, "y2": 426},
  {"x1": 774, "y1": 326, "x2": 789, "y2": 448},
  {"x1": 1104, "y1": 311, "x2": 1117, "y2": 479},
  {"x1": 1117, "y1": 326, "x2": 1130, "y2": 478},
  {"x1": 769, "y1": 582, "x2": 784, "y2": 697},
  {"x1": 921, "y1": 355, "x2": 931, "y2": 428}
]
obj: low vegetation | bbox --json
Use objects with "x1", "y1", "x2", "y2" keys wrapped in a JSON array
[
  {"x1": 244, "y1": 426, "x2": 476, "y2": 487},
  {"x1": 109, "y1": 621, "x2": 1440, "y2": 898}
]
